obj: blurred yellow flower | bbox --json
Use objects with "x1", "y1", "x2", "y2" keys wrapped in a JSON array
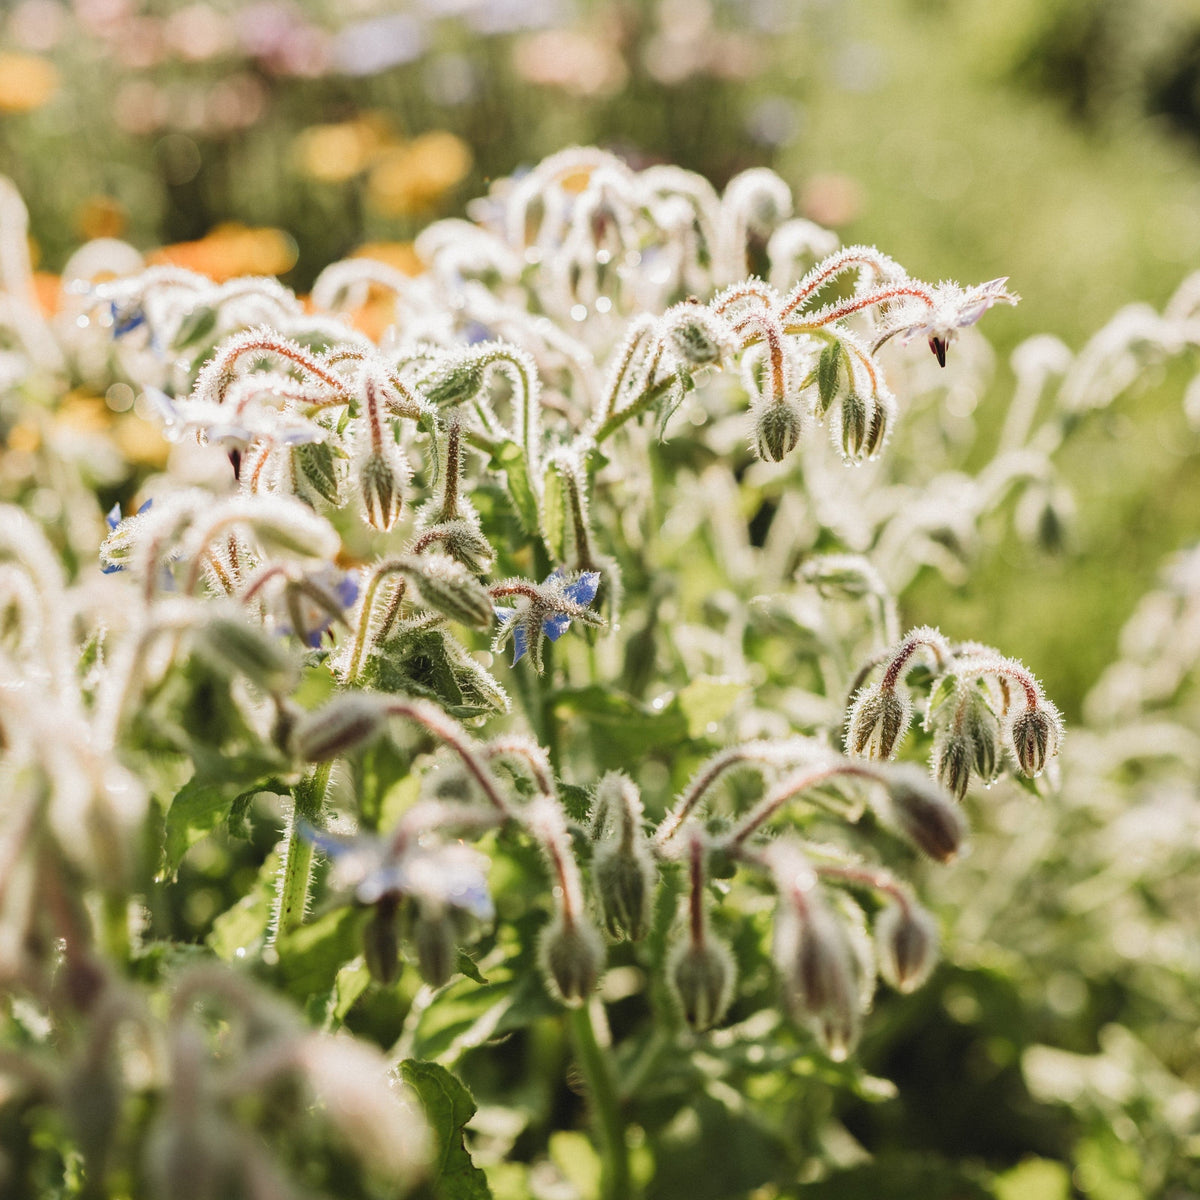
[
  {"x1": 148, "y1": 224, "x2": 299, "y2": 281},
  {"x1": 293, "y1": 117, "x2": 390, "y2": 184},
  {"x1": 76, "y1": 195, "x2": 128, "y2": 242},
  {"x1": 366, "y1": 132, "x2": 472, "y2": 217},
  {"x1": 0, "y1": 53, "x2": 58, "y2": 112}
]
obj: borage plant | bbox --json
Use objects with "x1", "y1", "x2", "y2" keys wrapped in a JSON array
[{"x1": 0, "y1": 149, "x2": 1061, "y2": 1200}]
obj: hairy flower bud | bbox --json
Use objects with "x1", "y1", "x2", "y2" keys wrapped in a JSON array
[
  {"x1": 862, "y1": 392, "x2": 894, "y2": 459},
  {"x1": 412, "y1": 904, "x2": 457, "y2": 989},
  {"x1": 1009, "y1": 702, "x2": 1063, "y2": 776},
  {"x1": 774, "y1": 898, "x2": 861, "y2": 1061},
  {"x1": 933, "y1": 729, "x2": 973, "y2": 802},
  {"x1": 359, "y1": 449, "x2": 404, "y2": 532},
  {"x1": 663, "y1": 302, "x2": 735, "y2": 368},
  {"x1": 398, "y1": 552, "x2": 493, "y2": 628},
  {"x1": 846, "y1": 685, "x2": 911, "y2": 760},
  {"x1": 885, "y1": 769, "x2": 967, "y2": 862},
  {"x1": 875, "y1": 900, "x2": 939, "y2": 993},
  {"x1": 416, "y1": 518, "x2": 495, "y2": 574},
  {"x1": 363, "y1": 901, "x2": 401, "y2": 985},
  {"x1": 593, "y1": 840, "x2": 654, "y2": 941},
  {"x1": 667, "y1": 934, "x2": 736, "y2": 1031},
  {"x1": 197, "y1": 613, "x2": 299, "y2": 695},
  {"x1": 538, "y1": 915, "x2": 604, "y2": 1006},
  {"x1": 422, "y1": 357, "x2": 486, "y2": 408},
  {"x1": 834, "y1": 391, "x2": 872, "y2": 461},
  {"x1": 291, "y1": 694, "x2": 386, "y2": 763},
  {"x1": 752, "y1": 396, "x2": 805, "y2": 462}
]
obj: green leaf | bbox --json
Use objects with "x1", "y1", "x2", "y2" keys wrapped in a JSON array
[
  {"x1": 208, "y1": 852, "x2": 279, "y2": 961},
  {"x1": 275, "y1": 907, "x2": 368, "y2": 1000},
  {"x1": 675, "y1": 676, "x2": 745, "y2": 739},
  {"x1": 554, "y1": 685, "x2": 690, "y2": 768},
  {"x1": 399, "y1": 1060, "x2": 492, "y2": 1200},
  {"x1": 489, "y1": 440, "x2": 540, "y2": 535},
  {"x1": 816, "y1": 341, "x2": 842, "y2": 414},
  {"x1": 172, "y1": 305, "x2": 218, "y2": 350},
  {"x1": 163, "y1": 777, "x2": 237, "y2": 875},
  {"x1": 455, "y1": 950, "x2": 488, "y2": 986},
  {"x1": 993, "y1": 1159, "x2": 1071, "y2": 1200},
  {"x1": 294, "y1": 441, "x2": 342, "y2": 505}
]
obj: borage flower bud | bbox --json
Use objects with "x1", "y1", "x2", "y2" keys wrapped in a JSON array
[
  {"x1": 416, "y1": 518, "x2": 495, "y2": 574},
  {"x1": 932, "y1": 729, "x2": 973, "y2": 802},
  {"x1": 752, "y1": 396, "x2": 805, "y2": 463},
  {"x1": 875, "y1": 899, "x2": 939, "y2": 993},
  {"x1": 422, "y1": 357, "x2": 486, "y2": 409},
  {"x1": 593, "y1": 840, "x2": 654, "y2": 942},
  {"x1": 397, "y1": 553, "x2": 493, "y2": 628},
  {"x1": 833, "y1": 391, "x2": 873, "y2": 462},
  {"x1": 862, "y1": 392, "x2": 895, "y2": 459},
  {"x1": 291, "y1": 694, "x2": 386, "y2": 763},
  {"x1": 885, "y1": 768, "x2": 966, "y2": 863},
  {"x1": 538, "y1": 915, "x2": 605, "y2": 1006},
  {"x1": 774, "y1": 897, "x2": 861, "y2": 1061},
  {"x1": 846, "y1": 684, "x2": 911, "y2": 760},
  {"x1": 663, "y1": 302, "x2": 736, "y2": 368},
  {"x1": 363, "y1": 901, "x2": 401, "y2": 985},
  {"x1": 1008, "y1": 701, "x2": 1063, "y2": 776},
  {"x1": 411, "y1": 903, "x2": 457, "y2": 989},
  {"x1": 358, "y1": 448, "x2": 406, "y2": 532},
  {"x1": 197, "y1": 612, "x2": 299, "y2": 695},
  {"x1": 667, "y1": 934, "x2": 736, "y2": 1032}
]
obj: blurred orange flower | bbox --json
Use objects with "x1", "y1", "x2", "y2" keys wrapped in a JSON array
[
  {"x1": 148, "y1": 224, "x2": 298, "y2": 280},
  {"x1": 0, "y1": 53, "x2": 58, "y2": 112}
]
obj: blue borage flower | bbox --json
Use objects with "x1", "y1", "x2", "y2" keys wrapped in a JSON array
[
  {"x1": 299, "y1": 822, "x2": 494, "y2": 922},
  {"x1": 492, "y1": 569, "x2": 602, "y2": 671},
  {"x1": 277, "y1": 565, "x2": 361, "y2": 648},
  {"x1": 101, "y1": 499, "x2": 153, "y2": 574}
]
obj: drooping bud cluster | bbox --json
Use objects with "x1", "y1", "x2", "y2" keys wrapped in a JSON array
[{"x1": 846, "y1": 627, "x2": 1064, "y2": 799}]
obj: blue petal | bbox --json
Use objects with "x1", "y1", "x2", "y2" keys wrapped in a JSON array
[
  {"x1": 100, "y1": 562, "x2": 123, "y2": 575},
  {"x1": 564, "y1": 571, "x2": 600, "y2": 607},
  {"x1": 336, "y1": 571, "x2": 360, "y2": 609},
  {"x1": 511, "y1": 624, "x2": 528, "y2": 664},
  {"x1": 542, "y1": 613, "x2": 571, "y2": 642},
  {"x1": 297, "y1": 821, "x2": 352, "y2": 857},
  {"x1": 136, "y1": 498, "x2": 153, "y2": 515},
  {"x1": 105, "y1": 503, "x2": 121, "y2": 531}
]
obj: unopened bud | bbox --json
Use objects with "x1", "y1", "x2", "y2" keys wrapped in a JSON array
[
  {"x1": 846, "y1": 685, "x2": 911, "y2": 760},
  {"x1": 398, "y1": 553, "x2": 493, "y2": 628},
  {"x1": 359, "y1": 450, "x2": 403, "y2": 532},
  {"x1": 1009, "y1": 703, "x2": 1062, "y2": 776},
  {"x1": 412, "y1": 905, "x2": 457, "y2": 989},
  {"x1": 962, "y1": 690, "x2": 1002, "y2": 783},
  {"x1": 885, "y1": 769, "x2": 966, "y2": 862},
  {"x1": 363, "y1": 901, "x2": 401, "y2": 985},
  {"x1": 667, "y1": 933, "x2": 736, "y2": 1031},
  {"x1": 664, "y1": 303, "x2": 735, "y2": 368},
  {"x1": 862, "y1": 392, "x2": 894, "y2": 459},
  {"x1": 197, "y1": 613, "x2": 299, "y2": 694},
  {"x1": 593, "y1": 841, "x2": 654, "y2": 941},
  {"x1": 752, "y1": 397, "x2": 805, "y2": 462},
  {"x1": 933, "y1": 729, "x2": 972, "y2": 802},
  {"x1": 538, "y1": 915, "x2": 604, "y2": 1006},
  {"x1": 291, "y1": 694, "x2": 386, "y2": 762},
  {"x1": 834, "y1": 391, "x2": 871, "y2": 461},
  {"x1": 774, "y1": 899, "x2": 861, "y2": 1061},
  {"x1": 875, "y1": 900, "x2": 939, "y2": 993},
  {"x1": 422, "y1": 358, "x2": 486, "y2": 408},
  {"x1": 418, "y1": 518, "x2": 495, "y2": 574}
]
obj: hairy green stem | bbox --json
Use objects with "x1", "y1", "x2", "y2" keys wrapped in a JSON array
[
  {"x1": 568, "y1": 1003, "x2": 633, "y2": 1200},
  {"x1": 275, "y1": 762, "x2": 332, "y2": 938}
]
